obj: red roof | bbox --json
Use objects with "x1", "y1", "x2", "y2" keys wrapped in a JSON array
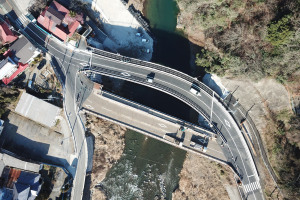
[
  {"x1": 0, "y1": 21, "x2": 17, "y2": 43},
  {"x1": 51, "y1": 0, "x2": 69, "y2": 15},
  {"x1": 37, "y1": 1, "x2": 80, "y2": 42},
  {"x1": 68, "y1": 21, "x2": 80, "y2": 37},
  {"x1": 6, "y1": 168, "x2": 21, "y2": 188},
  {"x1": 2, "y1": 62, "x2": 28, "y2": 85}
]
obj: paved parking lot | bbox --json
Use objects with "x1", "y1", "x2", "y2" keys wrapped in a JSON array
[{"x1": 0, "y1": 112, "x2": 71, "y2": 167}]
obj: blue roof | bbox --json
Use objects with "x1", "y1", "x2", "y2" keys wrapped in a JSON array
[
  {"x1": 0, "y1": 188, "x2": 13, "y2": 200},
  {"x1": 18, "y1": 172, "x2": 40, "y2": 186}
]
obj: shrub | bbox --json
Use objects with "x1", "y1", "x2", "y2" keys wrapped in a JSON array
[{"x1": 266, "y1": 15, "x2": 294, "y2": 48}]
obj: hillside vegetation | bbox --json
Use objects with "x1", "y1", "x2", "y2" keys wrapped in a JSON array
[
  {"x1": 176, "y1": 0, "x2": 300, "y2": 198},
  {"x1": 177, "y1": 0, "x2": 300, "y2": 82},
  {"x1": 0, "y1": 87, "x2": 20, "y2": 118}
]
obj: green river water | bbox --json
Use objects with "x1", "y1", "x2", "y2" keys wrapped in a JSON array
[{"x1": 101, "y1": 0, "x2": 193, "y2": 199}]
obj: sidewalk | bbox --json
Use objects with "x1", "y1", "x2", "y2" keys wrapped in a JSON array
[{"x1": 56, "y1": 115, "x2": 77, "y2": 176}]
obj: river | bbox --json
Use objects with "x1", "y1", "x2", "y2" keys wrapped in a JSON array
[{"x1": 100, "y1": 0, "x2": 201, "y2": 199}]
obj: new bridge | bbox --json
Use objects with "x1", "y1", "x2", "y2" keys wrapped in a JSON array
[{"x1": 0, "y1": 0, "x2": 264, "y2": 199}]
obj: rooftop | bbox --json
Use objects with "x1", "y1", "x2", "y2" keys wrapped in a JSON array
[
  {"x1": 15, "y1": 92, "x2": 61, "y2": 127},
  {"x1": 9, "y1": 36, "x2": 36, "y2": 64},
  {"x1": 0, "y1": 21, "x2": 17, "y2": 44},
  {"x1": 37, "y1": 1, "x2": 81, "y2": 41}
]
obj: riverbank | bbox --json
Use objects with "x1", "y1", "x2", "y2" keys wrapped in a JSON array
[
  {"x1": 85, "y1": 114, "x2": 126, "y2": 199},
  {"x1": 172, "y1": 153, "x2": 237, "y2": 200}
]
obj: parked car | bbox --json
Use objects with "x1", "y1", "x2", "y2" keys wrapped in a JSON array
[
  {"x1": 190, "y1": 83, "x2": 201, "y2": 96},
  {"x1": 142, "y1": 48, "x2": 150, "y2": 53},
  {"x1": 146, "y1": 72, "x2": 155, "y2": 83}
]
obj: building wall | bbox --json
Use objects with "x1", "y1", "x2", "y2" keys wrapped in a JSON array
[{"x1": 0, "y1": 58, "x2": 17, "y2": 80}]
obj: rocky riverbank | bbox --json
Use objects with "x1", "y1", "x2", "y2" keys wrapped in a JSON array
[
  {"x1": 172, "y1": 153, "x2": 236, "y2": 200},
  {"x1": 85, "y1": 114, "x2": 126, "y2": 200}
]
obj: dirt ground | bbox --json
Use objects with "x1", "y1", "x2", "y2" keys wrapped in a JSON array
[
  {"x1": 172, "y1": 153, "x2": 236, "y2": 200},
  {"x1": 85, "y1": 114, "x2": 127, "y2": 200}
]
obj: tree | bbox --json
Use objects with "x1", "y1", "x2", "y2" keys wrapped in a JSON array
[
  {"x1": 266, "y1": 15, "x2": 294, "y2": 48},
  {"x1": 69, "y1": 10, "x2": 76, "y2": 18}
]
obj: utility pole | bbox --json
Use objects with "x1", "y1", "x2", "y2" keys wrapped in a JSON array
[
  {"x1": 209, "y1": 91, "x2": 214, "y2": 126},
  {"x1": 233, "y1": 99, "x2": 239, "y2": 107},
  {"x1": 89, "y1": 48, "x2": 93, "y2": 70}
]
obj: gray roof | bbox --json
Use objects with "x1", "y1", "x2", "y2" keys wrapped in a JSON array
[
  {"x1": 45, "y1": 6, "x2": 64, "y2": 25},
  {"x1": 10, "y1": 36, "x2": 36, "y2": 64}
]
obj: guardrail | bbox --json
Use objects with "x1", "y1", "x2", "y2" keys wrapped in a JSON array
[
  {"x1": 87, "y1": 65, "x2": 212, "y2": 120},
  {"x1": 85, "y1": 63, "x2": 261, "y2": 182},
  {"x1": 224, "y1": 94, "x2": 280, "y2": 191},
  {"x1": 102, "y1": 90, "x2": 215, "y2": 137},
  {"x1": 92, "y1": 48, "x2": 215, "y2": 96}
]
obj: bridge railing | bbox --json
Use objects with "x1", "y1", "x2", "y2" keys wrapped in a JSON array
[
  {"x1": 91, "y1": 48, "x2": 215, "y2": 97},
  {"x1": 88, "y1": 65, "x2": 212, "y2": 120},
  {"x1": 102, "y1": 90, "x2": 214, "y2": 137},
  {"x1": 86, "y1": 65, "x2": 228, "y2": 141},
  {"x1": 90, "y1": 49, "x2": 241, "y2": 140}
]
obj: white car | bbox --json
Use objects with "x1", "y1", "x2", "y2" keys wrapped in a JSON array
[
  {"x1": 147, "y1": 72, "x2": 155, "y2": 83},
  {"x1": 190, "y1": 87, "x2": 201, "y2": 96},
  {"x1": 147, "y1": 77, "x2": 153, "y2": 83}
]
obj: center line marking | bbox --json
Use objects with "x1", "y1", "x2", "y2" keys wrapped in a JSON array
[
  {"x1": 224, "y1": 119, "x2": 231, "y2": 128},
  {"x1": 158, "y1": 123, "x2": 167, "y2": 128}
]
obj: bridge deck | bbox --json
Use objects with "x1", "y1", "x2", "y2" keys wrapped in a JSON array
[{"x1": 82, "y1": 90, "x2": 226, "y2": 161}]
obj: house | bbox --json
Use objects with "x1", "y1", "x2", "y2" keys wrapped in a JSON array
[
  {"x1": 9, "y1": 36, "x2": 39, "y2": 64},
  {"x1": 0, "y1": 36, "x2": 40, "y2": 85},
  {"x1": 37, "y1": 1, "x2": 81, "y2": 42},
  {"x1": 0, "y1": 57, "x2": 18, "y2": 80},
  {"x1": 0, "y1": 153, "x2": 42, "y2": 200},
  {"x1": 0, "y1": 21, "x2": 17, "y2": 44}
]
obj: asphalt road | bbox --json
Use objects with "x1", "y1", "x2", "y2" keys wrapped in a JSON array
[
  {"x1": 1, "y1": 1, "x2": 264, "y2": 199},
  {"x1": 83, "y1": 91, "x2": 226, "y2": 161},
  {"x1": 84, "y1": 52, "x2": 263, "y2": 199}
]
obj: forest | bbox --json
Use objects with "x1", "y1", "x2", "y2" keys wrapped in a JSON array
[{"x1": 176, "y1": 0, "x2": 300, "y2": 198}]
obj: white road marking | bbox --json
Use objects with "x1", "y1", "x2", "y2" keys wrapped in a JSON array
[
  {"x1": 86, "y1": 105, "x2": 94, "y2": 110},
  {"x1": 158, "y1": 123, "x2": 166, "y2": 128},
  {"x1": 224, "y1": 119, "x2": 231, "y2": 128},
  {"x1": 121, "y1": 72, "x2": 131, "y2": 77},
  {"x1": 243, "y1": 181, "x2": 260, "y2": 193},
  {"x1": 22, "y1": 19, "x2": 259, "y2": 198}
]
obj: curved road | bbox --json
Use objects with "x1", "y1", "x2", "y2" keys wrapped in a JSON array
[{"x1": 1, "y1": 2, "x2": 263, "y2": 199}]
